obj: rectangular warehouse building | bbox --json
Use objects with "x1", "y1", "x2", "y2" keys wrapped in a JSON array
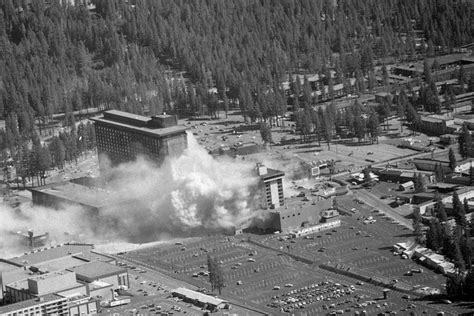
[{"x1": 91, "y1": 110, "x2": 188, "y2": 169}]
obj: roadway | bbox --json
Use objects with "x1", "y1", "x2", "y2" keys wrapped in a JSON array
[{"x1": 354, "y1": 188, "x2": 413, "y2": 230}]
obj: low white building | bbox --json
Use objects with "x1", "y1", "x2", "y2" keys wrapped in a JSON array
[{"x1": 413, "y1": 247, "x2": 456, "y2": 275}]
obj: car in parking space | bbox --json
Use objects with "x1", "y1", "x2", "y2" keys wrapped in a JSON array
[
  {"x1": 273, "y1": 286, "x2": 281, "y2": 290},
  {"x1": 285, "y1": 283, "x2": 293, "y2": 287}
]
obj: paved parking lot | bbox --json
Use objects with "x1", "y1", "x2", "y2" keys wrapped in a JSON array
[{"x1": 117, "y1": 227, "x2": 462, "y2": 316}]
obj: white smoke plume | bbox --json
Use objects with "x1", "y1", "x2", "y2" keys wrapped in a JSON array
[
  {"x1": 0, "y1": 203, "x2": 95, "y2": 257},
  {"x1": 0, "y1": 133, "x2": 260, "y2": 256},
  {"x1": 98, "y1": 134, "x2": 260, "y2": 241}
]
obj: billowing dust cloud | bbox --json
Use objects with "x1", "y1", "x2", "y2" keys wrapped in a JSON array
[
  {"x1": 0, "y1": 204, "x2": 94, "y2": 257},
  {"x1": 1, "y1": 133, "x2": 260, "y2": 255},
  {"x1": 99, "y1": 134, "x2": 259, "y2": 241}
]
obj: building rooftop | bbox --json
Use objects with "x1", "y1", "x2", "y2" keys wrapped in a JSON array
[
  {"x1": 0, "y1": 260, "x2": 22, "y2": 272},
  {"x1": 259, "y1": 168, "x2": 285, "y2": 181},
  {"x1": 7, "y1": 244, "x2": 95, "y2": 266},
  {"x1": 29, "y1": 181, "x2": 131, "y2": 209},
  {"x1": 0, "y1": 293, "x2": 64, "y2": 313},
  {"x1": 67, "y1": 261, "x2": 126, "y2": 280},
  {"x1": 7, "y1": 270, "x2": 81, "y2": 294},
  {"x1": 35, "y1": 255, "x2": 89, "y2": 273},
  {"x1": 172, "y1": 287, "x2": 226, "y2": 306},
  {"x1": 393, "y1": 54, "x2": 473, "y2": 75},
  {"x1": 376, "y1": 169, "x2": 403, "y2": 176},
  {"x1": 88, "y1": 280, "x2": 112, "y2": 290},
  {"x1": 455, "y1": 186, "x2": 474, "y2": 195},
  {"x1": 413, "y1": 158, "x2": 449, "y2": 164},
  {"x1": 91, "y1": 110, "x2": 188, "y2": 138},
  {"x1": 103, "y1": 109, "x2": 150, "y2": 126},
  {"x1": 27, "y1": 270, "x2": 73, "y2": 282},
  {"x1": 428, "y1": 183, "x2": 459, "y2": 189}
]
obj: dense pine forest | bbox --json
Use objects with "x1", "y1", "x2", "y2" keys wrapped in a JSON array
[{"x1": 0, "y1": 0, "x2": 473, "y2": 182}]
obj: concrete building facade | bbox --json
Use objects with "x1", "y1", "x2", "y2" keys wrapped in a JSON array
[
  {"x1": 0, "y1": 294, "x2": 99, "y2": 316},
  {"x1": 91, "y1": 110, "x2": 188, "y2": 169},
  {"x1": 257, "y1": 164, "x2": 285, "y2": 209}
]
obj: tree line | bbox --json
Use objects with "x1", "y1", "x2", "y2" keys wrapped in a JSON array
[
  {"x1": 0, "y1": 0, "x2": 473, "y2": 184},
  {"x1": 1, "y1": 121, "x2": 96, "y2": 188},
  {"x1": 2, "y1": 0, "x2": 473, "y2": 124}
]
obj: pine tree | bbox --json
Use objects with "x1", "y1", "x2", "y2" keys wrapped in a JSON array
[
  {"x1": 207, "y1": 253, "x2": 217, "y2": 292},
  {"x1": 434, "y1": 192, "x2": 448, "y2": 222},
  {"x1": 470, "y1": 167, "x2": 474, "y2": 186},
  {"x1": 448, "y1": 148, "x2": 457, "y2": 172},
  {"x1": 414, "y1": 173, "x2": 426, "y2": 193},
  {"x1": 413, "y1": 220, "x2": 424, "y2": 245},
  {"x1": 207, "y1": 254, "x2": 224, "y2": 294},
  {"x1": 426, "y1": 219, "x2": 441, "y2": 251},
  {"x1": 446, "y1": 272, "x2": 464, "y2": 296},
  {"x1": 259, "y1": 122, "x2": 273, "y2": 145}
]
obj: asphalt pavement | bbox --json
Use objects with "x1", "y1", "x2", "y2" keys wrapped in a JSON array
[{"x1": 355, "y1": 189, "x2": 414, "y2": 230}]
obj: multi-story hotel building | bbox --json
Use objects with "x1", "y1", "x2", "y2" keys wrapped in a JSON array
[
  {"x1": 91, "y1": 110, "x2": 188, "y2": 169},
  {"x1": 257, "y1": 164, "x2": 285, "y2": 209}
]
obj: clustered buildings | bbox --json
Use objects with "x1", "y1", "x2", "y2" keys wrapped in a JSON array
[
  {"x1": 247, "y1": 162, "x2": 339, "y2": 235},
  {"x1": 0, "y1": 244, "x2": 128, "y2": 316}
]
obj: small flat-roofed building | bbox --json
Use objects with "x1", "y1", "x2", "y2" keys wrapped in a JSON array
[
  {"x1": 91, "y1": 110, "x2": 188, "y2": 170},
  {"x1": 427, "y1": 183, "x2": 459, "y2": 193},
  {"x1": 413, "y1": 158, "x2": 451, "y2": 173},
  {"x1": 442, "y1": 186, "x2": 474, "y2": 205},
  {"x1": 451, "y1": 100, "x2": 472, "y2": 113},
  {"x1": 320, "y1": 209, "x2": 340, "y2": 222},
  {"x1": 440, "y1": 134, "x2": 459, "y2": 145},
  {"x1": 392, "y1": 54, "x2": 474, "y2": 80},
  {"x1": 399, "y1": 181, "x2": 414, "y2": 192},
  {"x1": 375, "y1": 92, "x2": 393, "y2": 104},
  {"x1": 454, "y1": 159, "x2": 474, "y2": 174},
  {"x1": 413, "y1": 247, "x2": 456, "y2": 275},
  {"x1": 419, "y1": 116, "x2": 454, "y2": 135},
  {"x1": 172, "y1": 287, "x2": 227, "y2": 311},
  {"x1": 269, "y1": 198, "x2": 334, "y2": 233},
  {"x1": 67, "y1": 261, "x2": 128, "y2": 290},
  {"x1": 375, "y1": 169, "x2": 403, "y2": 182},
  {"x1": 412, "y1": 192, "x2": 438, "y2": 205}
]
